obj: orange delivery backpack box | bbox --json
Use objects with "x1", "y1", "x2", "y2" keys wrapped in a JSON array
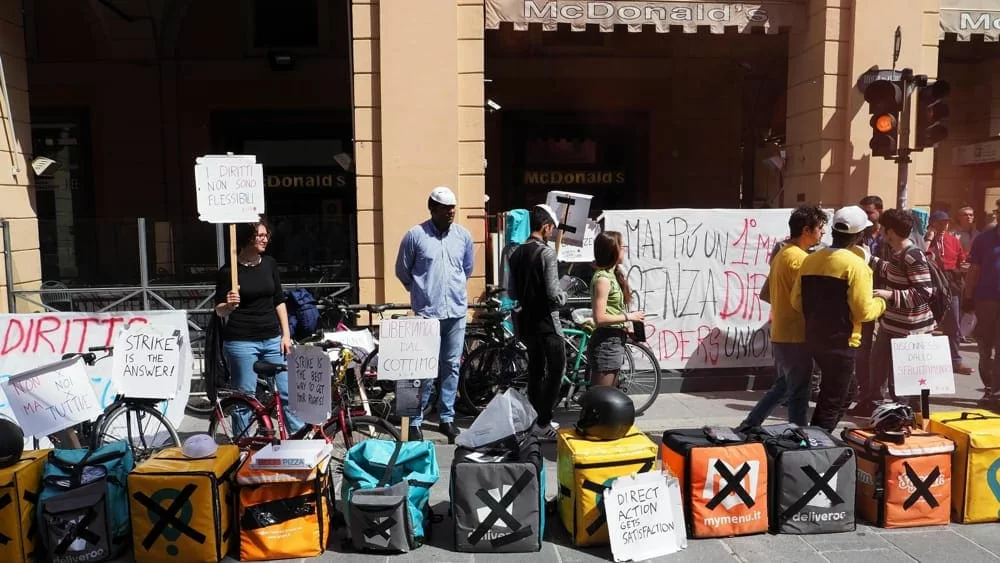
[
  {"x1": 235, "y1": 453, "x2": 334, "y2": 560},
  {"x1": 841, "y1": 428, "x2": 954, "y2": 528},
  {"x1": 660, "y1": 427, "x2": 769, "y2": 538}
]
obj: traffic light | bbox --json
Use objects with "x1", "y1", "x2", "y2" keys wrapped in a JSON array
[
  {"x1": 865, "y1": 79, "x2": 903, "y2": 158},
  {"x1": 914, "y1": 80, "x2": 950, "y2": 150}
]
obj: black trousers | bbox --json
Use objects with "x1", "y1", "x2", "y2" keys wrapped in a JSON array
[
  {"x1": 855, "y1": 321, "x2": 875, "y2": 400},
  {"x1": 809, "y1": 348, "x2": 857, "y2": 432},
  {"x1": 524, "y1": 332, "x2": 566, "y2": 426}
]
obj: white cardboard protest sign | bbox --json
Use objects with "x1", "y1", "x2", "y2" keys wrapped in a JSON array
[
  {"x1": 546, "y1": 190, "x2": 593, "y2": 247},
  {"x1": 0, "y1": 311, "x2": 193, "y2": 440},
  {"x1": 891, "y1": 334, "x2": 955, "y2": 396},
  {"x1": 376, "y1": 318, "x2": 440, "y2": 381},
  {"x1": 289, "y1": 345, "x2": 333, "y2": 425},
  {"x1": 604, "y1": 471, "x2": 687, "y2": 562},
  {"x1": 194, "y1": 154, "x2": 265, "y2": 223},
  {"x1": 1, "y1": 357, "x2": 102, "y2": 438},
  {"x1": 603, "y1": 208, "x2": 834, "y2": 370},
  {"x1": 111, "y1": 324, "x2": 182, "y2": 400},
  {"x1": 557, "y1": 219, "x2": 600, "y2": 262}
]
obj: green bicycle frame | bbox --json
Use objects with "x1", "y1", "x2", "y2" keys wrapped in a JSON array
[{"x1": 561, "y1": 327, "x2": 590, "y2": 386}]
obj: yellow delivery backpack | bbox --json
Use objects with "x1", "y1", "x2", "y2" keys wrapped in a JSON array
[
  {"x1": 928, "y1": 409, "x2": 1000, "y2": 523},
  {"x1": 127, "y1": 446, "x2": 241, "y2": 563},
  {"x1": 557, "y1": 427, "x2": 658, "y2": 546},
  {"x1": 0, "y1": 449, "x2": 49, "y2": 562}
]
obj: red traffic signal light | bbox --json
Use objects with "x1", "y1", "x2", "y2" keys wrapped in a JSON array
[
  {"x1": 914, "y1": 80, "x2": 950, "y2": 150},
  {"x1": 865, "y1": 79, "x2": 903, "y2": 158}
]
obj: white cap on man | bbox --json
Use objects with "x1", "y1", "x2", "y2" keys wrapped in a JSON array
[
  {"x1": 831, "y1": 205, "x2": 873, "y2": 234},
  {"x1": 535, "y1": 203, "x2": 559, "y2": 228},
  {"x1": 430, "y1": 186, "x2": 458, "y2": 206}
]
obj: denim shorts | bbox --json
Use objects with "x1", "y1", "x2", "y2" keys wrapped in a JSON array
[{"x1": 588, "y1": 328, "x2": 626, "y2": 373}]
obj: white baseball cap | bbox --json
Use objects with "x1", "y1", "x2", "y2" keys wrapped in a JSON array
[
  {"x1": 535, "y1": 203, "x2": 559, "y2": 227},
  {"x1": 831, "y1": 205, "x2": 873, "y2": 234},
  {"x1": 181, "y1": 434, "x2": 218, "y2": 459},
  {"x1": 429, "y1": 186, "x2": 457, "y2": 206}
]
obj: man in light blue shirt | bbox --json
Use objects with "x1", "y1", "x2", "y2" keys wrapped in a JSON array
[{"x1": 395, "y1": 186, "x2": 475, "y2": 442}]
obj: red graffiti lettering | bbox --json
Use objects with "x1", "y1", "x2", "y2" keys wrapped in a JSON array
[
  {"x1": 0, "y1": 315, "x2": 152, "y2": 358},
  {"x1": 695, "y1": 325, "x2": 722, "y2": 365},
  {"x1": 32, "y1": 316, "x2": 62, "y2": 353},
  {"x1": 721, "y1": 271, "x2": 746, "y2": 320}
]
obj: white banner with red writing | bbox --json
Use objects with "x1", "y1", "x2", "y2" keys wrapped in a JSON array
[
  {"x1": 603, "y1": 209, "x2": 831, "y2": 369},
  {"x1": 0, "y1": 311, "x2": 193, "y2": 432}
]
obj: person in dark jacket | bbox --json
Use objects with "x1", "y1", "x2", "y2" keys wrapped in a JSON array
[
  {"x1": 508, "y1": 204, "x2": 567, "y2": 441},
  {"x1": 214, "y1": 220, "x2": 301, "y2": 435}
]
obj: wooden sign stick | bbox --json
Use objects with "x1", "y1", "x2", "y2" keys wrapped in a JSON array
[
  {"x1": 229, "y1": 223, "x2": 239, "y2": 292},
  {"x1": 400, "y1": 416, "x2": 409, "y2": 442}
]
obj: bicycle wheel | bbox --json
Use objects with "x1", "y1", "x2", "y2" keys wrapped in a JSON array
[
  {"x1": 185, "y1": 374, "x2": 215, "y2": 416},
  {"x1": 619, "y1": 341, "x2": 662, "y2": 415},
  {"x1": 207, "y1": 396, "x2": 273, "y2": 450},
  {"x1": 458, "y1": 343, "x2": 529, "y2": 414},
  {"x1": 94, "y1": 403, "x2": 180, "y2": 462}
]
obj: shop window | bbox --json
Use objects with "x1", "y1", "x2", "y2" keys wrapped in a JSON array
[{"x1": 253, "y1": 0, "x2": 319, "y2": 48}]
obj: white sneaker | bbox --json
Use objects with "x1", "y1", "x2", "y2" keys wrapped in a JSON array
[{"x1": 549, "y1": 421, "x2": 560, "y2": 429}]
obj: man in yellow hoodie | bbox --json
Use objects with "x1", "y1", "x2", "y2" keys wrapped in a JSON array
[{"x1": 792, "y1": 205, "x2": 888, "y2": 431}]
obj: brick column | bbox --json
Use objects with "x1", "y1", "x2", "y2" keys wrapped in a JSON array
[
  {"x1": 371, "y1": 0, "x2": 486, "y2": 306},
  {"x1": 784, "y1": 0, "x2": 940, "y2": 209},
  {"x1": 352, "y1": 0, "x2": 383, "y2": 305},
  {"x1": 0, "y1": 0, "x2": 40, "y2": 313}
]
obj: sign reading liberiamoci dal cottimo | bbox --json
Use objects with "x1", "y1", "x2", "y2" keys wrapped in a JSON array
[{"x1": 376, "y1": 318, "x2": 440, "y2": 381}]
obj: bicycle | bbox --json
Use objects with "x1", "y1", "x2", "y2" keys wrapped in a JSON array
[
  {"x1": 458, "y1": 292, "x2": 529, "y2": 414},
  {"x1": 60, "y1": 346, "x2": 181, "y2": 462},
  {"x1": 557, "y1": 309, "x2": 662, "y2": 415},
  {"x1": 206, "y1": 340, "x2": 399, "y2": 469}
]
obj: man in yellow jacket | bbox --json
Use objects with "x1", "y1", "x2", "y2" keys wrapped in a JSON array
[{"x1": 792, "y1": 205, "x2": 887, "y2": 431}]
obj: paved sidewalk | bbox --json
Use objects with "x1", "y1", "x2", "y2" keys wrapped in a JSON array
[{"x1": 162, "y1": 343, "x2": 999, "y2": 562}]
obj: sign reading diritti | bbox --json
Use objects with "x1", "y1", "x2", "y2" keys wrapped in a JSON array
[{"x1": 521, "y1": 1, "x2": 770, "y2": 24}]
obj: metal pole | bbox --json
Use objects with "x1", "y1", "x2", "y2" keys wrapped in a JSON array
[
  {"x1": 138, "y1": 217, "x2": 150, "y2": 310},
  {"x1": 2, "y1": 219, "x2": 15, "y2": 312},
  {"x1": 896, "y1": 69, "x2": 914, "y2": 210},
  {"x1": 215, "y1": 223, "x2": 225, "y2": 268}
]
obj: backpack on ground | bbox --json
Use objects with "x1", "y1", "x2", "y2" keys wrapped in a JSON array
[
  {"x1": 37, "y1": 441, "x2": 135, "y2": 562},
  {"x1": 285, "y1": 288, "x2": 320, "y2": 339},
  {"x1": 906, "y1": 247, "x2": 952, "y2": 323},
  {"x1": 342, "y1": 439, "x2": 439, "y2": 552}
]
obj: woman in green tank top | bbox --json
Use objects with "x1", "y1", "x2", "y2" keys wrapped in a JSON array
[{"x1": 589, "y1": 231, "x2": 646, "y2": 387}]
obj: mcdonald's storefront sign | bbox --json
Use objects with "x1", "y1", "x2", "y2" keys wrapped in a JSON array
[
  {"x1": 265, "y1": 173, "x2": 349, "y2": 189},
  {"x1": 523, "y1": 170, "x2": 626, "y2": 185}
]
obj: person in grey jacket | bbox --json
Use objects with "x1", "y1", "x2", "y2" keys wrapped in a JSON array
[{"x1": 508, "y1": 204, "x2": 567, "y2": 440}]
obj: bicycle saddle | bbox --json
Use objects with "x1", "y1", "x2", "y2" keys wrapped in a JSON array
[{"x1": 252, "y1": 360, "x2": 287, "y2": 378}]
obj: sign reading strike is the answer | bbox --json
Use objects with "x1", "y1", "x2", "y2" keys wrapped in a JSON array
[{"x1": 194, "y1": 154, "x2": 265, "y2": 223}]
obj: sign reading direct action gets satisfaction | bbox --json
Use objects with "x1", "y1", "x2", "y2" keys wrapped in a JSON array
[{"x1": 376, "y1": 318, "x2": 440, "y2": 381}]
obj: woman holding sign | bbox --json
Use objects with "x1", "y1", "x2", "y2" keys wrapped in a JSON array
[
  {"x1": 590, "y1": 231, "x2": 645, "y2": 387},
  {"x1": 214, "y1": 220, "x2": 303, "y2": 433}
]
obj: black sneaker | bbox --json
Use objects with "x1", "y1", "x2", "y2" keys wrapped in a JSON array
[
  {"x1": 438, "y1": 422, "x2": 461, "y2": 444},
  {"x1": 533, "y1": 423, "x2": 558, "y2": 442},
  {"x1": 407, "y1": 426, "x2": 423, "y2": 442}
]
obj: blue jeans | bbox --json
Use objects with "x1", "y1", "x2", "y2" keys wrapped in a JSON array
[
  {"x1": 744, "y1": 342, "x2": 813, "y2": 427},
  {"x1": 412, "y1": 317, "x2": 465, "y2": 426},
  {"x1": 223, "y1": 337, "x2": 303, "y2": 435}
]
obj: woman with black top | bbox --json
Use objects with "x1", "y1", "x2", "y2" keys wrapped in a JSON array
[{"x1": 213, "y1": 220, "x2": 303, "y2": 433}]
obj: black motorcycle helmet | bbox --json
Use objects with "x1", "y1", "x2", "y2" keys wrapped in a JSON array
[
  {"x1": 575, "y1": 386, "x2": 635, "y2": 440},
  {"x1": 0, "y1": 417, "x2": 24, "y2": 469}
]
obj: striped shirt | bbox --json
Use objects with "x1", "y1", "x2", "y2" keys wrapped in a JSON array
[{"x1": 870, "y1": 245, "x2": 935, "y2": 336}]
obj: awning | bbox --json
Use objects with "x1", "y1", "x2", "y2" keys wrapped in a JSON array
[
  {"x1": 940, "y1": 0, "x2": 1000, "y2": 41},
  {"x1": 485, "y1": 1, "x2": 805, "y2": 34}
]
